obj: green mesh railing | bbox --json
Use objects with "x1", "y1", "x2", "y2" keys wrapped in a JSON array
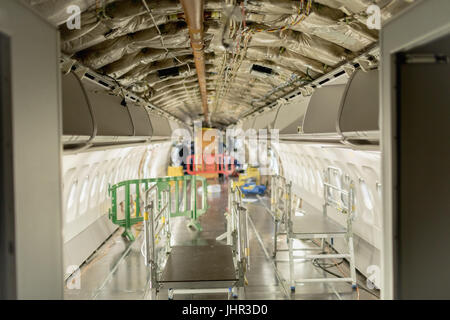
[{"x1": 108, "y1": 175, "x2": 208, "y2": 241}]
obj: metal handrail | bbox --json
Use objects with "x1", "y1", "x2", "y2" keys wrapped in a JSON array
[
  {"x1": 323, "y1": 182, "x2": 350, "y2": 194},
  {"x1": 142, "y1": 183, "x2": 158, "y2": 267},
  {"x1": 271, "y1": 167, "x2": 358, "y2": 290},
  {"x1": 229, "y1": 181, "x2": 250, "y2": 273},
  {"x1": 143, "y1": 183, "x2": 171, "y2": 292},
  {"x1": 271, "y1": 174, "x2": 292, "y2": 223},
  {"x1": 323, "y1": 167, "x2": 355, "y2": 218}
]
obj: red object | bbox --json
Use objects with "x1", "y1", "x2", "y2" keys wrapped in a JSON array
[{"x1": 186, "y1": 154, "x2": 235, "y2": 176}]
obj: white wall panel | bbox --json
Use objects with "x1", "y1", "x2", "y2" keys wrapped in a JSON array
[
  {"x1": 61, "y1": 142, "x2": 171, "y2": 274},
  {"x1": 380, "y1": 0, "x2": 450, "y2": 299},
  {"x1": 0, "y1": 1, "x2": 63, "y2": 299}
]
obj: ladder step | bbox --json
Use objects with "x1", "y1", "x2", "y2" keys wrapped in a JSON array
[
  {"x1": 295, "y1": 278, "x2": 353, "y2": 283},
  {"x1": 171, "y1": 288, "x2": 231, "y2": 295},
  {"x1": 275, "y1": 258, "x2": 307, "y2": 262},
  {"x1": 304, "y1": 254, "x2": 350, "y2": 259},
  {"x1": 276, "y1": 248, "x2": 322, "y2": 252}
]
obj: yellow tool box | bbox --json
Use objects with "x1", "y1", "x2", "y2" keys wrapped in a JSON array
[
  {"x1": 167, "y1": 166, "x2": 184, "y2": 187},
  {"x1": 237, "y1": 166, "x2": 260, "y2": 187}
]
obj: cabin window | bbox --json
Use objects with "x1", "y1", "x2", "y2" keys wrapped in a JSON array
[
  {"x1": 309, "y1": 167, "x2": 316, "y2": 191},
  {"x1": 114, "y1": 167, "x2": 120, "y2": 184},
  {"x1": 296, "y1": 172, "x2": 302, "y2": 188},
  {"x1": 98, "y1": 173, "x2": 106, "y2": 198},
  {"x1": 90, "y1": 174, "x2": 99, "y2": 208},
  {"x1": 143, "y1": 152, "x2": 152, "y2": 178},
  {"x1": 67, "y1": 180, "x2": 78, "y2": 222},
  {"x1": 90, "y1": 175, "x2": 98, "y2": 198},
  {"x1": 360, "y1": 179, "x2": 374, "y2": 210},
  {"x1": 99, "y1": 173, "x2": 106, "y2": 200},
  {"x1": 109, "y1": 170, "x2": 115, "y2": 188},
  {"x1": 302, "y1": 166, "x2": 309, "y2": 189},
  {"x1": 316, "y1": 169, "x2": 323, "y2": 195},
  {"x1": 79, "y1": 176, "x2": 89, "y2": 214},
  {"x1": 268, "y1": 149, "x2": 279, "y2": 176},
  {"x1": 125, "y1": 156, "x2": 132, "y2": 179},
  {"x1": 124, "y1": 163, "x2": 130, "y2": 180}
]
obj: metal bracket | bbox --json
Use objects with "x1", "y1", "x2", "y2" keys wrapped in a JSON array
[
  {"x1": 61, "y1": 58, "x2": 76, "y2": 75},
  {"x1": 355, "y1": 57, "x2": 373, "y2": 72},
  {"x1": 343, "y1": 65, "x2": 356, "y2": 78},
  {"x1": 73, "y1": 66, "x2": 89, "y2": 80}
]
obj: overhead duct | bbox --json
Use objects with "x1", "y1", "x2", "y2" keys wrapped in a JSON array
[{"x1": 180, "y1": 0, "x2": 209, "y2": 124}]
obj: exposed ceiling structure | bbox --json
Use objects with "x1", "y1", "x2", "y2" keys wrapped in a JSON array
[{"x1": 25, "y1": 0, "x2": 414, "y2": 129}]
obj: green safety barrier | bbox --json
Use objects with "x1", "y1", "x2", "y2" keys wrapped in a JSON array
[{"x1": 108, "y1": 175, "x2": 209, "y2": 241}]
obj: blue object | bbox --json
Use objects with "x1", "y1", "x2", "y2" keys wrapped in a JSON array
[{"x1": 240, "y1": 183, "x2": 266, "y2": 195}]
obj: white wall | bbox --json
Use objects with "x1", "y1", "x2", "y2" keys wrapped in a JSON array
[
  {"x1": 0, "y1": 1, "x2": 63, "y2": 299},
  {"x1": 61, "y1": 142, "x2": 172, "y2": 273},
  {"x1": 380, "y1": 0, "x2": 450, "y2": 299}
]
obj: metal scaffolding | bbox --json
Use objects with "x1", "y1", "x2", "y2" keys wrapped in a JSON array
[
  {"x1": 143, "y1": 179, "x2": 249, "y2": 300},
  {"x1": 266, "y1": 167, "x2": 357, "y2": 292}
]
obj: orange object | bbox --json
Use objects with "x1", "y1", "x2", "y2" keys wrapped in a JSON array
[{"x1": 193, "y1": 128, "x2": 220, "y2": 179}]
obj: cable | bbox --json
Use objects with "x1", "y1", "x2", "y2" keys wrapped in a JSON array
[
  {"x1": 123, "y1": 97, "x2": 136, "y2": 137},
  {"x1": 141, "y1": 0, "x2": 191, "y2": 76},
  {"x1": 313, "y1": 260, "x2": 380, "y2": 299},
  {"x1": 311, "y1": 252, "x2": 380, "y2": 299},
  {"x1": 251, "y1": 0, "x2": 313, "y2": 33},
  {"x1": 312, "y1": 254, "x2": 344, "y2": 269},
  {"x1": 95, "y1": 0, "x2": 110, "y2": 21},
  {"x1": 213, "y1": 4, "x2": 253, "y2": 118}
]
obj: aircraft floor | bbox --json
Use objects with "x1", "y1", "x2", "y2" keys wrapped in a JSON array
[{"x1": 64, "y1": 179, "x2": 379, "y2": 300}]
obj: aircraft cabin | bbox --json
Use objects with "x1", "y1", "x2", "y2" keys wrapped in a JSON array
[{"x1": 0, "y1": 0, "x2": 449, "y2": 301}]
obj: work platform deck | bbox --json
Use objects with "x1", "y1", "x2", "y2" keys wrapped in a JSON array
[
  {"x1": 161, "y1": 245, "x2": 237, "y2": 287},
  {"x1": 291, "y1": 214, "x2": 347, "y2": 236}
]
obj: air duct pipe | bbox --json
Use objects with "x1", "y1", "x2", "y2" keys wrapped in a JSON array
[{"x1": 179, "y1": 0, "x2": 209, "y2": 125}]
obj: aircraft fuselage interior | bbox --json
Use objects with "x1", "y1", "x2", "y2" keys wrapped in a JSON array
[{"x1": 0, "y1": 0, "x2": 449, "y2": 302}]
